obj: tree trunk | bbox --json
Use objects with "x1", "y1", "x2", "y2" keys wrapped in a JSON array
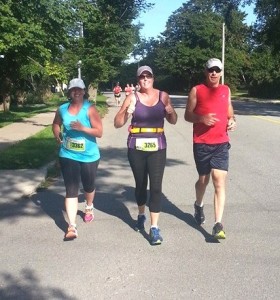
[{"x1": 3, "y1": 93, "x2": 11, "y2": 112}]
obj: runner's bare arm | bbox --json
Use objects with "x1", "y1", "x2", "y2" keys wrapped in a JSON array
[
  {"x1": 227, "y1": 88, "x2": 237, "y2": 131},
  {"x1": 114, "y1": 94, "x2": 135, "y2": 128},
  {"x1": 52, "y1": 109, "x2": 62, "y2": 143},
  {"x1": 162, "y1": 92, "x2": 177, "y2": 124}
]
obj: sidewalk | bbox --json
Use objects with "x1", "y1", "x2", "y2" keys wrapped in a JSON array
[
  {"x1": 0, "y1": 111, "x2": 55, "y2": 151},
  {"x1": 0, "y1": 111, "x2": 56, "y2": 201}
]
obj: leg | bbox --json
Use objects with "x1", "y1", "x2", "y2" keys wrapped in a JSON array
[
  {"x1": 195, "y1": 174, "x2": 210, "y2": 206},
  {"x1": 211, "y1": 170, "x2": 227, "y2": 239},
  {"x1": 128, "y1": 149, "x2": 148, "y2": 210},
  {"x1": 193, "y1": 143, "x2": 211, "y2": 225},
  {"x1": 211, "y1": 169, "x2": 227, "y2": 223},
  {"x1": 81, "y1": 160, "x2": 99, "y2": 223},
  {"x1": 84, "y1": 190, "x2": 95, "y2": 207},
  {"x1": 65, "y1": 197, "x2": 78, "y2": 226},
  {"x1": 210, "y1": 143, "x2": 230, "y2": 239},
  {"x1": 59, "y1": 158, "x2": 80, "y2": 239},
  {"x1": 147, "y1": 150, "x2": 166, "y2": 245},
  {"x1": 147, "y1": 149, "x2": 166, "y2": 227},
  {"x1": 60, "y1": 158, "x2": 80, "y2": 225},
  {"x1": 128, "y1": 149, "x2": 148, "y2": 231}
]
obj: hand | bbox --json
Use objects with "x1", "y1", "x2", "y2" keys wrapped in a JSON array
[
  {"x1": 201, "y1": 113, "x2": 220, "y2": 126},
  {"x1": 55, "y1": 134, "x2": 62, "y2": 144},
  {"x1": 127, "y1": 98, "x2": 136, "y2": 114},
  {"x1": 70, "y1": 120, "x2": 84, "y2": 131},
  {"x1": 227, "y1": 117, "x2": 236, "y2": 131},
  {"x1": 165, "y1": 103, "x2": 175, "y2": 114}
]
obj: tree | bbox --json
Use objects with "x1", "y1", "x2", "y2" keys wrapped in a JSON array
[
  {"x1": 63, "y1": 0, "x2": 153, "y2": 88},
  {"x1": 0, "y1": 0, "x2": 73, "y2": 109},
  {"x1": 141, "y1": 0, "x2": 251, "y2": 91},
  {"x1": 254, "y1": 0, "x2": 280, "y2": 52},
  {"x1": 0, "y1": 0, "x2": 153, "y2": 110}
]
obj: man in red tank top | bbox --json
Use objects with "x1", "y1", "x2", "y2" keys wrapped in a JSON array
[
  {"x1": 113, "y1": 82, "x2": 122, "y2": 106},
  {"x1": 184, "y1": 58, "x2": 236, "y2": 240}
]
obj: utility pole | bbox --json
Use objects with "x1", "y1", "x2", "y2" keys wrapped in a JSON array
[
  {"x1": 222, "y1": 23, "x2": 225, "y2": 84},
  {"x1": 77, "y1": 21, "x2": 83, "y2": 79},
  {"x1": 77, "y1": 60, "x2": 82, "y2": 79}
]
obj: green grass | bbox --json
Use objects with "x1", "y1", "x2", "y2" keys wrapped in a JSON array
[
  {"x1": 0, "y1": 105, "x2": 57, "y2": 128},
  {"x1": 0, "y1": 126, "x2": 57, "y2": 169},
  {"x1": 0, "y1": 94, "x2": 108, "y2": 169},
  {"x1": 0, "y1": 93, "x2": 108, "y2": 127}
]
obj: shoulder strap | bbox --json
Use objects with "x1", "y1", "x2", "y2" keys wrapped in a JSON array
[
  {"x1": 159, "y1": 91, "x2": 162, "y2": 101},
  {"x1": 135, "y1": 92, "x2": 140, "y2": 102}
]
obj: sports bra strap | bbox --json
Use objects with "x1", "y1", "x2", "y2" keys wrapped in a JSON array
[{"x1": 135, "y1": 91, "x2": 162, "y2": 102}]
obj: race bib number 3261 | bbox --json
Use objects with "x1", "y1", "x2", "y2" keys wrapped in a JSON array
[{"x1": 135, "y1": 138, "x2": 158, "y2": 151}]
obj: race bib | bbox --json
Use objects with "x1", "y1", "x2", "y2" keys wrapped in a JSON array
[
  {"x1": 135, "y1": 138, "x2": 158, "y2": 151},
  {"x1": 64, "y1": 137, "x2": 86, "y2": 152}
]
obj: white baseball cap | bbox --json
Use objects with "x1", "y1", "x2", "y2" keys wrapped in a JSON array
[
  {"x1": 137, "y1": 65, "x2": 153, "y2": 77},
  {"x1": 68, "y1": 78, "x2": 86, "y2": 90},
  {"x1": 205, "y1": 58, "x2": 223, "y2": 70}
]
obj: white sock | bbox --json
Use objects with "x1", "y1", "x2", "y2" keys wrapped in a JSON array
[
  {"x1": 85, "y1": 203, "x2": 94, "y2": 209},
  {"x1": 195, "y1": 201, "x2": 204, "y2": 207}
]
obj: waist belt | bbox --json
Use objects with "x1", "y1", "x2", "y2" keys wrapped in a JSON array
[{"x1": 130, "y1": 127, "x2": 164, "y2": 133}]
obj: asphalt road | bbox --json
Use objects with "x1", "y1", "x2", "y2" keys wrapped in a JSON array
[{"x1": 1, "y1": 95, "x2": 280, "y2": 299}]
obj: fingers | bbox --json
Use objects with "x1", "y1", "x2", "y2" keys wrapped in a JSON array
[{"x1": 165, "y1": 104, "x2": 175, "y2": 114}]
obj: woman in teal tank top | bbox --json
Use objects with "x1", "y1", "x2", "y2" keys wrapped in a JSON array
[{"x1": 52, "y1": 78, "x2": 103, "y2": 241}]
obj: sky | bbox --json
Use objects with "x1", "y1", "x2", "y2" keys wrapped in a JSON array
[{"x1": 135, "y1": 1, "x2": 256, "y2": 40}]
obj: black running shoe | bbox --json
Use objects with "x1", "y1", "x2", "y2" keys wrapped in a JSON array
[
  {"x1": 212, "y1": 222, "x2": 226, "y2": 239},
  {"x1": 135, "y1": 215, "x2": 146, "y2": 231},
  {"x1": 194, "y1": 202, "x2": 205, "y2": 225}
]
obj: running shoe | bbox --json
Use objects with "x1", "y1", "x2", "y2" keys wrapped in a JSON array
[
  {"x1": 135, "y1": 214, "x2": 146, "y2": 231},
  {"x1": 64, "y1": 225, "x2": 78, "y2": 240},
  {"x1": 194, "y1": 202, "x2": 205, "y2": 225},
  {"x1": 212, "y1": 222, "x2": 226, "y2": 239},
  {"x1": 149, "y1": 227, "x2": 163, "y2": 245},
  {"x1": 84, "y1": 207, "x2": 94, "y2": 223}
]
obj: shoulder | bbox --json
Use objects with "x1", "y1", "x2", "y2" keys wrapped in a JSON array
[
  {"x1": 196, "y1": 84, "x2": 206, "y2": 91},
  {"x1": 159, "y1": 90, "x2": 169, "y2": 104},
  {"x1": 83, "y1": 100, "x2": 92, "y2": 108},
  {"x1": 219, "y1": 84, "x2": 230, "y2": 93},
  {"x1": 189, "y1": 85, "x2": 198, "y2": 96},
  {"x1": 60, "y1": 101, "x2": 69, "y2": 108},
  {"x1": 59, "y1": 101, "x2": 69, "y2": 111}
]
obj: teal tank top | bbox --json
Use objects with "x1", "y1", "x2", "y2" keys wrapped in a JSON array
[{"x1": 59, "y1": 100, "x2": 100, "y2": 162}]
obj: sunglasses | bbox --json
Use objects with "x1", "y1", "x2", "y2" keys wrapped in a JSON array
[
  {"x1": 138, "y1": 74, "x2": 153, "y2": 79},
  {"x1": 207, "y1": 67, "x2": 222, "y2": 73}
]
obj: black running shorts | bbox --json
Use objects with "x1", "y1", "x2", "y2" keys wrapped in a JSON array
[{"x1": 193, "y1": 142, "x2": 231, "y2": 175}]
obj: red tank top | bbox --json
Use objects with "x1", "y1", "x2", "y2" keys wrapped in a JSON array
[{"x1": 193, "y1": 84, "x2": 230, "y2": 144}]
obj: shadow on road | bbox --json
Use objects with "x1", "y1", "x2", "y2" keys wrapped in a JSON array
[
  {"x1": 233, "y1": 99, "x2": 280, "y2": 117},
  {"x1": 0, "y1": 269, "x2": 77, "y2": 300},
  {"x1": 161, "y1": 194, "x2": 219, "y2": 243}
]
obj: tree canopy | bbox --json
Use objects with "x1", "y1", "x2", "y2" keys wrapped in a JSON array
[
  {"x1": 1, "y1": 0, "x2": 280, "y2": 106},
  {"x1": 0, "y1": 0, "x2": 152, "y2": 109}
]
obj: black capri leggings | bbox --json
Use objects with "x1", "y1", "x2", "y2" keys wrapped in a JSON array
[
  {"x1": 59, "y1": 157, "x2": 99, "y2": 198},
  {"x1": 127, "y1": 148, "x2": 166, "y2": 213}
]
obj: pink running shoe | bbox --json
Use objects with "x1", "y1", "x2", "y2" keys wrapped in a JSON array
[{"x1": 84, "y1": 207, "x2": 94, "y2": 223}]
